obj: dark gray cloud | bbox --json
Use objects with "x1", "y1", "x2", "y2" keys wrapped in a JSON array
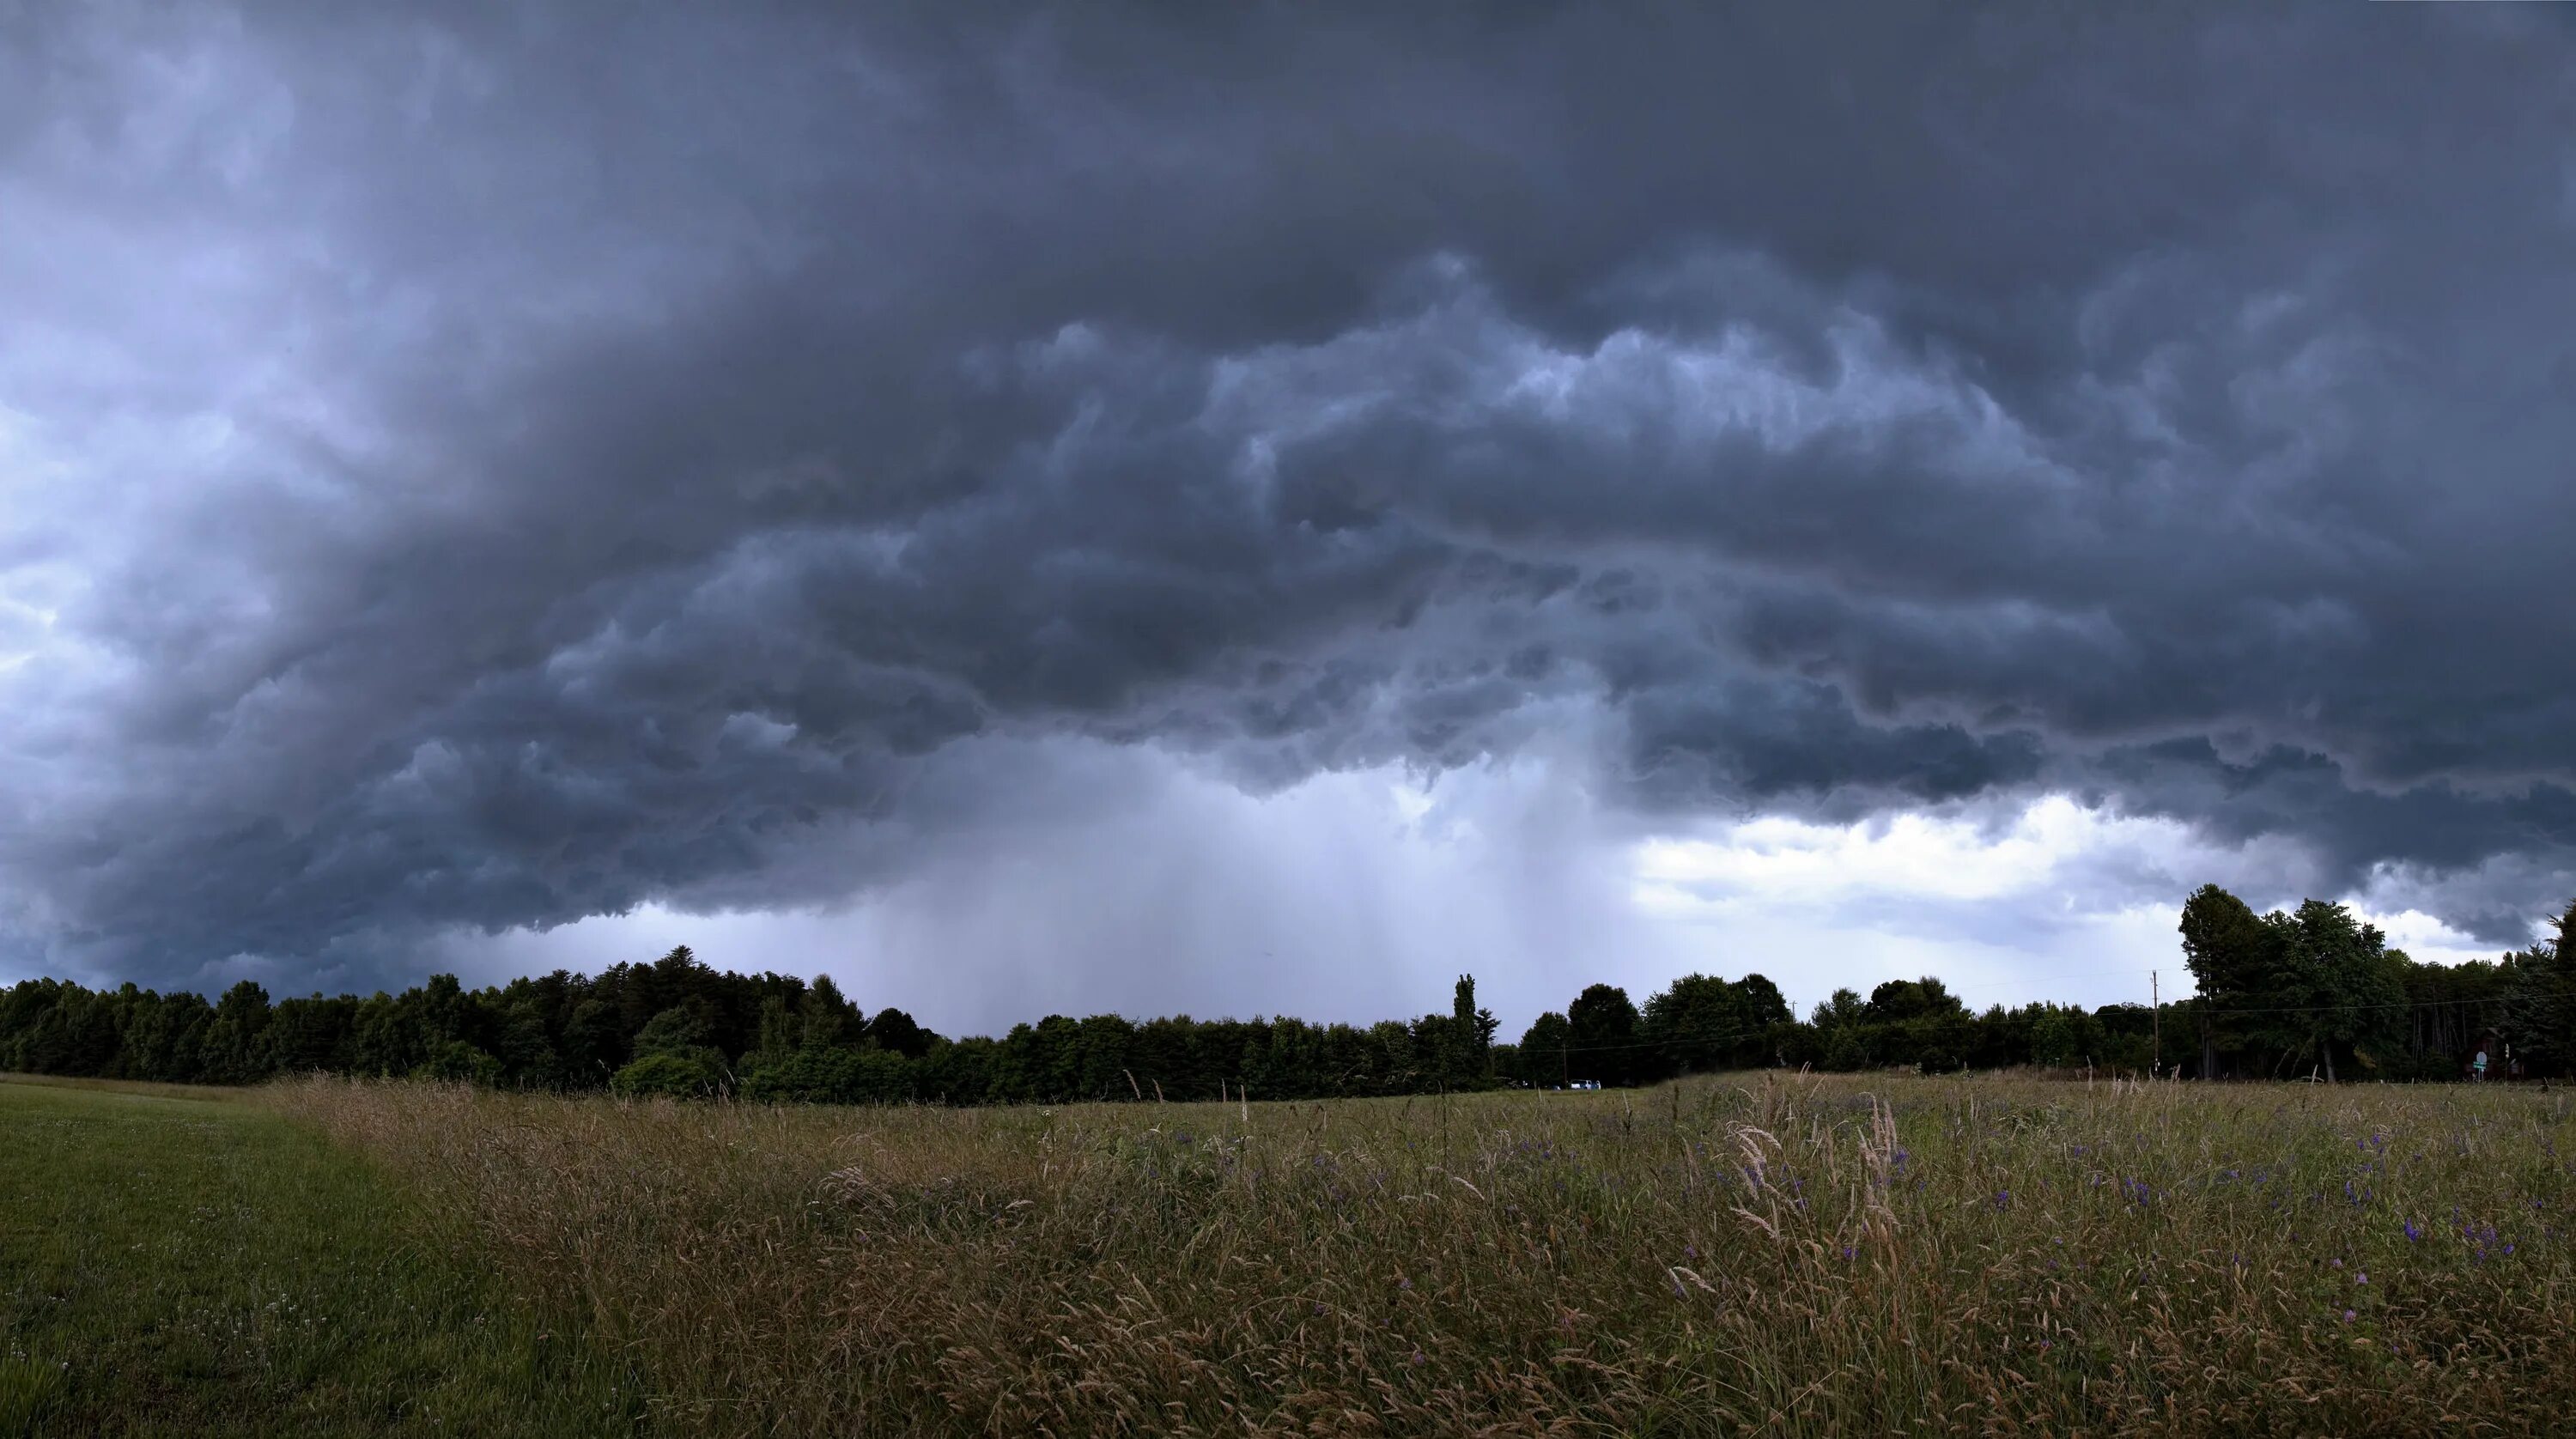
[{"x1": 3, "y1": 3, "x2": 2574, "y2": 990}]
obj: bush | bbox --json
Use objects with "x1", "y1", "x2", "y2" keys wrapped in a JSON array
[
  {"x1": 738, "y1": 1046, "x2": 914, "y2": 1104},
  {"x1": 1822, "y1": 1028, "x2": 1868, "y2": 1072},
  {"x1": 611, "y1": 1050, "x2": 726, "y2": 1098},
  {"x1": 413, "y1": 1040, "x2": 503, "y2": 1085}
]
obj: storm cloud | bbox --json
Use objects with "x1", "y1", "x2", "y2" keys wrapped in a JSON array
[{"x1": 3, "y1": 3, "x2": 2574, "y2": 997}]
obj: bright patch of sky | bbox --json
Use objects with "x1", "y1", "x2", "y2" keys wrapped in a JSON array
[{"x1": 413, "y1": 761, "x2": 2502, "y2": 1039}]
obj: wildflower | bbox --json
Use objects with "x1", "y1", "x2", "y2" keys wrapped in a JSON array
[
  {"x1": 2342, "y1": 1309, "x2": 2356, "y2": 1323},
  {"x1": 1684, "y1": 1243, "x2": 1698, "y2": 1260},
  {"x1": 1995, "y1": 1189, "x2": 2011, "y2": 1211},
  {"x1": 2330, "y1": 1257, "x2": 2342, "y2": 1268},
  {"x1": 2405, "y1": 1220, "x2": 2422, "y2": 1242},
  {"x1": 1397, "y1": 1277, "x2": 1412, "y2": 1290}
]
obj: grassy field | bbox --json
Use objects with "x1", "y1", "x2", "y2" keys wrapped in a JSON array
[
  {"x1": 11, "y1": 1070, "x2": 2573, "y2": 1434},
  {"x1": 0, "y1": 1075, "x2": 645, "y2": 1438},
  {"x1": 249, "y1": 1072, "x2": 2576, "y2": 1436}
]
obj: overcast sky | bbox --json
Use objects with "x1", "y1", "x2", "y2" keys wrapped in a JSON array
[{"x1": 3, "y1": 3, "x2": 2573, "y2": 1035}]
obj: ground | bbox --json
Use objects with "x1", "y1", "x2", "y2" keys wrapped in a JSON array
[
  {"x1": 10, "y1": 1070, "x2": 2576, "y2": 1436},
  {"x1": 0, "y1": 1076, "x2": 641, "y2": 1438}
]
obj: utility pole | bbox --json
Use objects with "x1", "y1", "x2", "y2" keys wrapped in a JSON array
[{"x1": 2151, "y1": 970, "x2": 2160, "y2": 1077}]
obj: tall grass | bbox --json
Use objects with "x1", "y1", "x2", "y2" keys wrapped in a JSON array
[{"x1": 268, "y1": 1072, "x2": 2576, "y2": 1435}]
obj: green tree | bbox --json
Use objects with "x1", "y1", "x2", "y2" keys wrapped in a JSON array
[
  {"x1": 1565, "y1": 983, "x2": 1640, "y2": 1086},
  {"x1": 626, "y1": 1004, "x2": 731, "y2": 1093},
  {"x1": 1812, "y1": 987, "x2": 1865, "y2": 1030},
  {"x1": 200, "y1": 981, "x2": 275, "y2": 1084},
  {"x1": 2178, "y1": 883, "x2": 2273, "y2": 1078},
  {"x1": 611, "y1": 1051, "x2": 724, "y2": 1098},
  {"x1": 416, "y1": 1039, "x2": 505, "y2": 1085},
  {"x1": 491, "y1": 999, "x2": 559, "y2": 1086},
  {"x1": 864, "y1": 1007, "x2": 935, "y2": 1060},
  {"x1": 1516, "y1": 1011, "x2": 1571, "y2": 1087},
  {"x1": 799, "y1": 975, "x2": 856, "y2": 1048},
  {"x1": 2263, "y1": 900, "x2": 2405, "y2": 1082},
  {"x1": 1449, "y1": 975, "x2": 1498, "y2": 1082},
  {"x1": 2506, "y1": 902, "x2": 2576, "y2": 1074},
  {"x1": 634, "y1": 1005, "x2": 715, "y2": 1056},
  {"x1": 1641, "y1": 973, "x2": 1745, "y2": 1076},
  {"x1": 752, "y1": 995, "x2": 798, "y2": 1061},
  {"x1": 1822, "y1": 1026, "x2": 1868, "y2": 1072}
]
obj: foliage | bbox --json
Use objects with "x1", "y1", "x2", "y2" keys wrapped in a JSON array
[
  {"x1": 416, "y1": 1039, "x2": 505, "y2": 1085},
  {"x1": 1639, "y1": 972, "x2": 1791, "y2": 1075},
  {"x1": 1564, "y1": 983, "x2": 1641, "y2": 1085},
  {"x1": 610, "y1": 1052, "x2": 726, "y2": 1099},
  {"x1": 10, "y1": 886, "x2": 2576, "y2": 1105}
]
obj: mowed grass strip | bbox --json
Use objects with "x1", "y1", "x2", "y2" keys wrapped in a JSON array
[{"x1": 0, "y1": 1076, "x2": 646, "y2": 1438}]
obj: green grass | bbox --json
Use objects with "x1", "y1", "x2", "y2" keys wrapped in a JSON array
[{"x1": 0, "y1": 1076, "x2": 645, "y2": 1438}]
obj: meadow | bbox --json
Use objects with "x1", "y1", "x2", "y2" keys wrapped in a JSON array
[
  {"x1": 261, "y1": 1072, "x2": 2576, "y2": 1436},
  {"x1": 0, "y1": 1076, "x2": 643, "y2": 1437},
  {"x1": 14, "y1": 1072, "x2": 2576, "y2": 1435}
]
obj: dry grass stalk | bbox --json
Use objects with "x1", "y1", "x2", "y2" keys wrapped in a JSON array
[{"x1": 266, "y1": 1072, "x2": 2576, "y2": 1436}]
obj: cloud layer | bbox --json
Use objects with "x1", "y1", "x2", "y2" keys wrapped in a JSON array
[{"x1": 3, "y1": 5, "x2": 2574, "y2": 993}]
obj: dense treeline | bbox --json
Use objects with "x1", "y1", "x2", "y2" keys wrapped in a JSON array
[
  {"x1": 2174, "y1": 886, "x2": 2568, "y2": 1081},
  {"x1": 7, "y1": 888, "x2": 2573, "y2": 1101},
  {"x1": 0, "y1": 952, "x2": 1514, "y2": 1103}
]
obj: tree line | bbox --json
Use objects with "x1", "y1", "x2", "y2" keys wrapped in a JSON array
[
  {"x1": 2173, "y1": 885, "x2": 2572, "y2": 1081},
  {"x1": 5, "y1": 888, "x2": 2572, "y2": 1102}
]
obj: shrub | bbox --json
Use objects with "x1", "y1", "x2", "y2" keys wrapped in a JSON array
[
  {"x1": 738, "y1": 1046, "x2": 913, "y2": 1104},
  {"x1": 412, "y1": 1040, "x2": 503, "y2": 1085},
  {"x1": 609, "y1": 1050, "x2": 724, "y2": 1098}
]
